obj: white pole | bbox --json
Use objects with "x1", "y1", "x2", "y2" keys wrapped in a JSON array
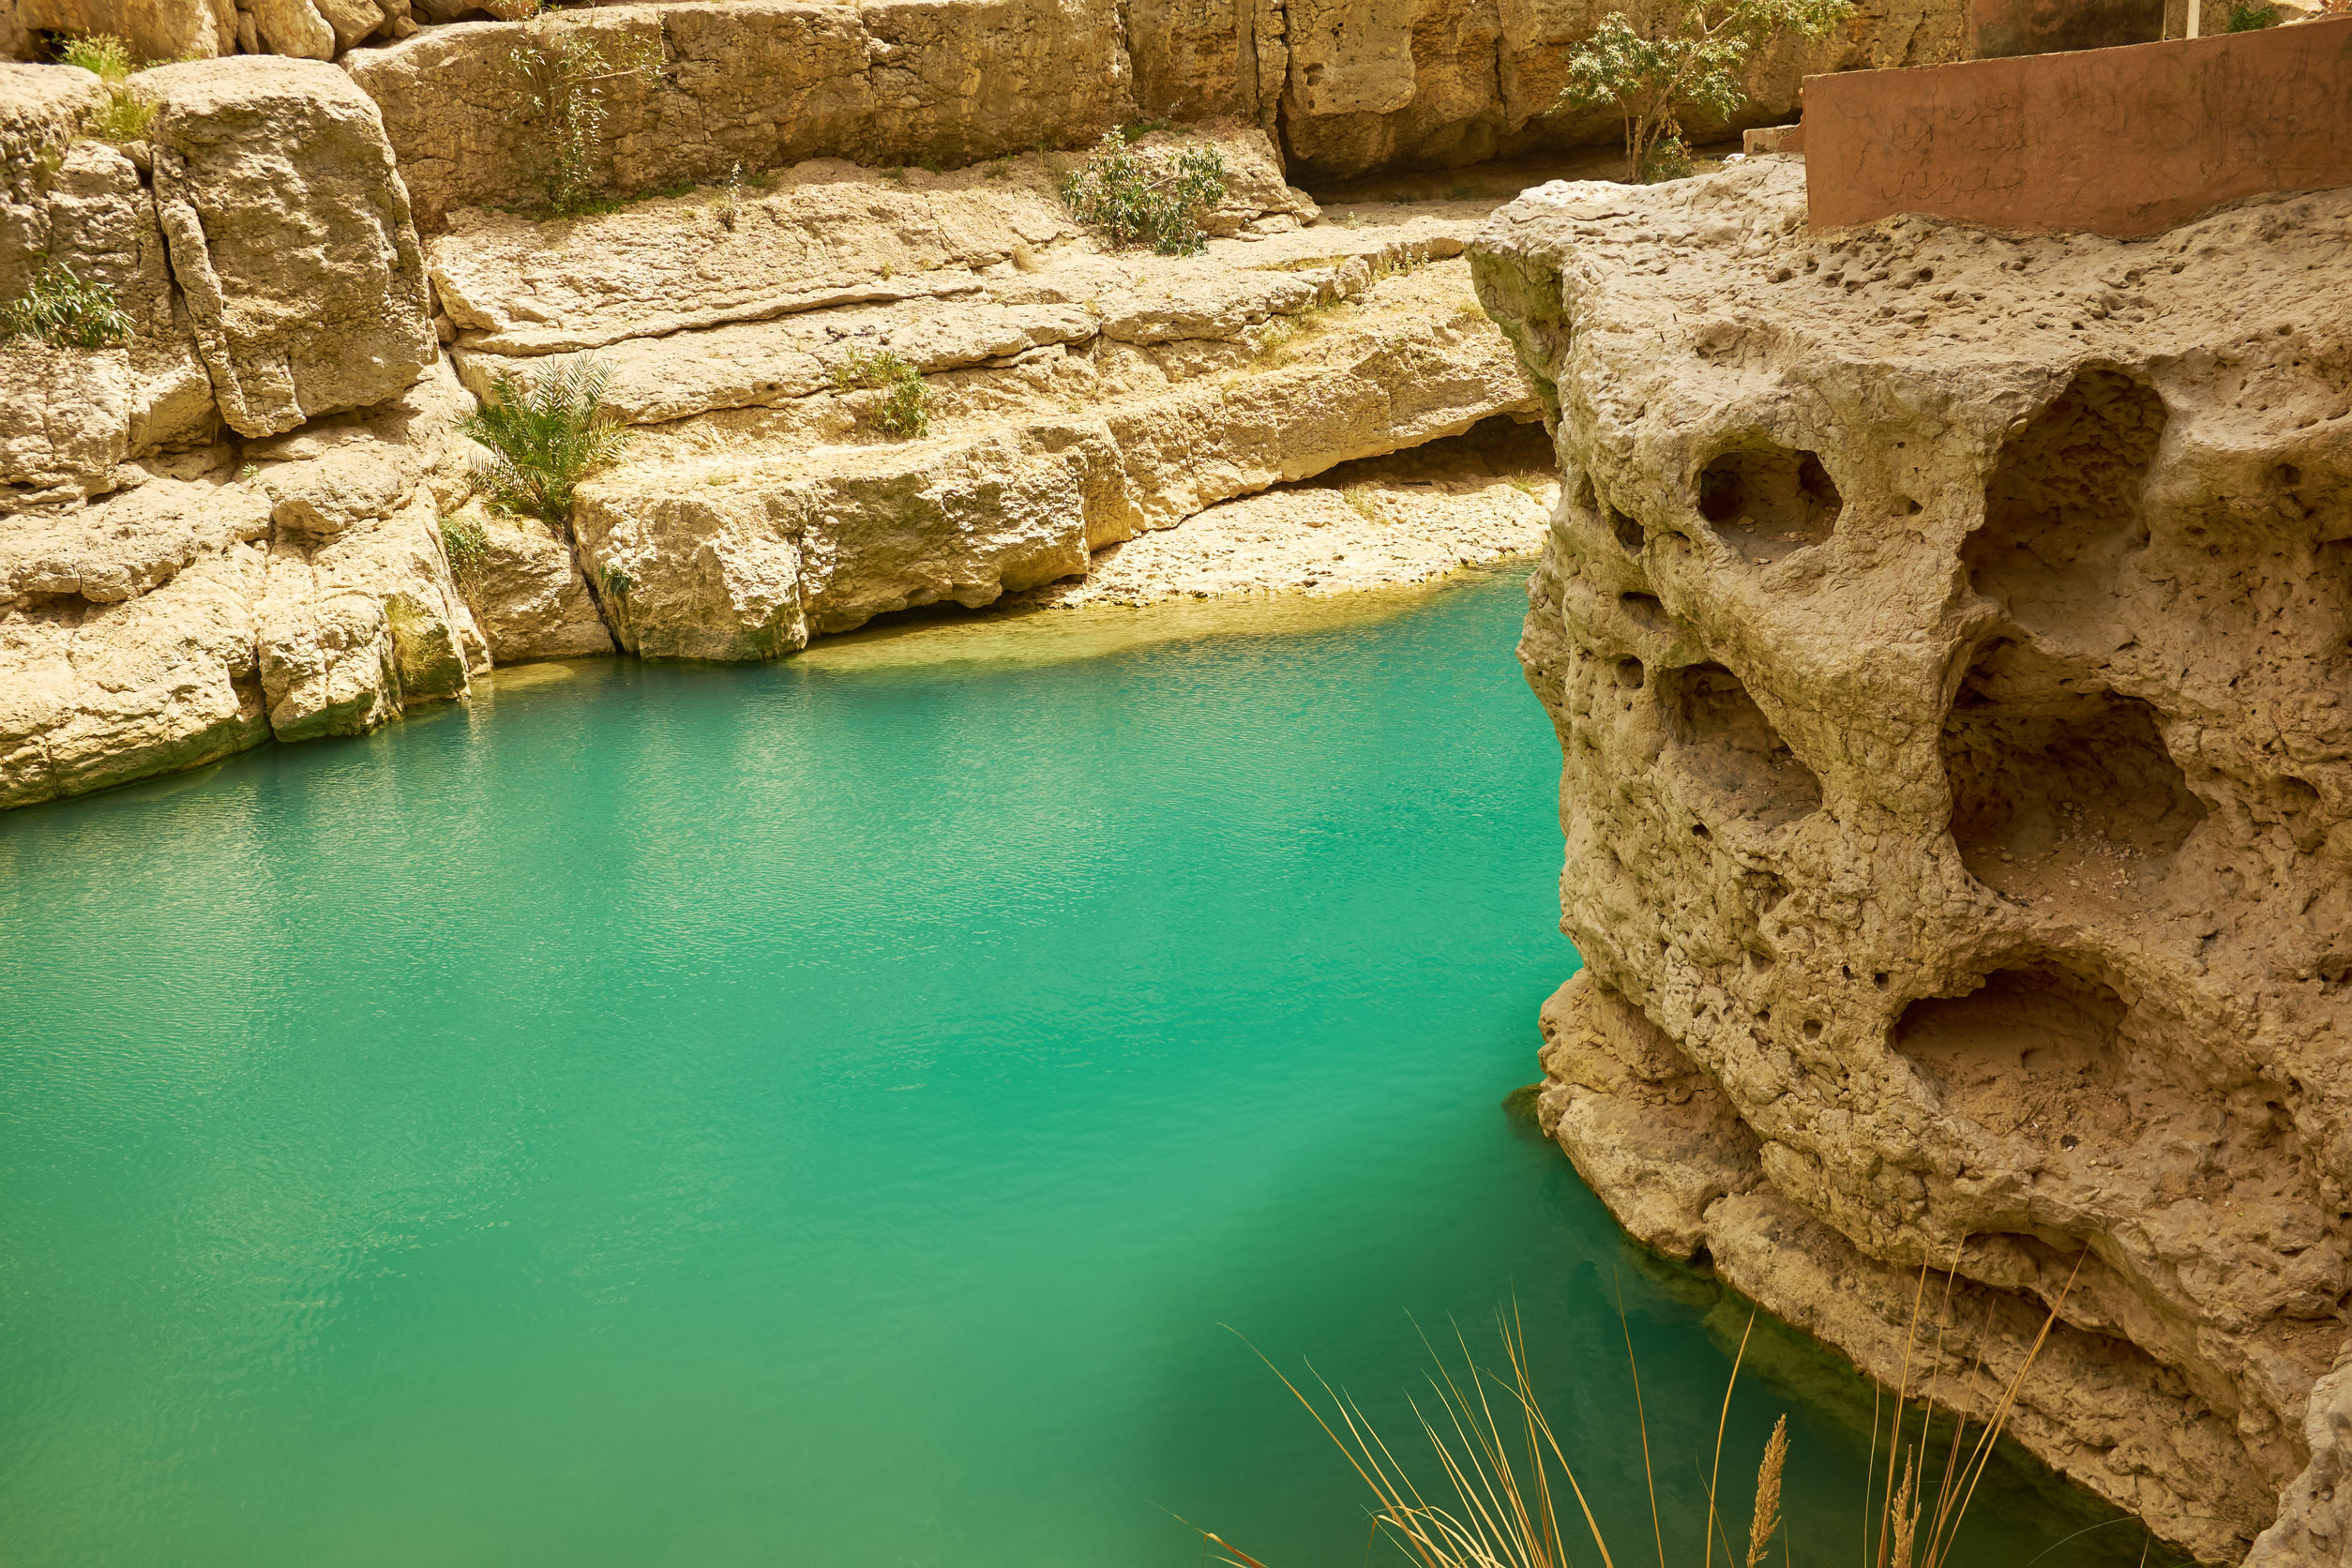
[{"x1": 2187, "y1": 0, "x2": 2201, "y2": 38}]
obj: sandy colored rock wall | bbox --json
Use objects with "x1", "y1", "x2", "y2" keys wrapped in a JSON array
[
  {"x1": 0, "y1": 54, "x2": 483, "y2": 810},
  {"x1": 1805, "y1": 17, "x2": 2352, "y2": 237},
  {"x1": 344, "y1": 0, "x2": 1138, "y2": 232},
  {"x1": 1472, "y1": 162, "x2": 2352, "y2": 1561},
  {"x1": 407, "y1": 134, "x2": 1540, "y2": 659},
  {"x1": 3, "y1": 108, "x2": 1542, "y2": 808},
  {"x1": 325, "y1": 0, "x2": 1974, "y2": 233},
  {"x1": 1273, "y1": 0, "x2": 1968, "y2": 180}
]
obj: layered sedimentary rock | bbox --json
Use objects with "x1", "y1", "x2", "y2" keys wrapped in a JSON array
[
  {"x1": 8, "y1": 0, "x2": 1969, "y2": 212},
  {"x1": 1010, "y1": 416, "x2": 1556, "y2": 608},
  {"x1": 345, "y1": 0, "x2": 1139, "y2": 232},
  {"x1": 337, "y1": 0, "x2": 1969, "y2": 233},
  {"x1": 407, "y1": 128, "x2": 1536, "y2": 661},
  {"x1": 0, "y1": 55, "x2": 481, "y2": 808},
  {"x1": 2, "y1": 100, "x2": 1543, "y2": 807},
  {"x1": 1472, "y1": 160, "x2": 2352, "y2": 1561}
]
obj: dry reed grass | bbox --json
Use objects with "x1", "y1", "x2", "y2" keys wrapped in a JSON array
[{"x1": 1217, "y1": 1251, "x2": 2090, "y2": 1568}]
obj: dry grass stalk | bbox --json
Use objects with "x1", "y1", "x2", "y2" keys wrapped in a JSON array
[
  {"x1": 1229, "y1": 1254, "x2": 2088, "y2": 1568},
  {"x1": 1703, "y1": 1312, "x2": 1757, "y2": 1568},
  {"x1": 1745, "y1": 1415, "x2": 1786, "y2": 1568}
]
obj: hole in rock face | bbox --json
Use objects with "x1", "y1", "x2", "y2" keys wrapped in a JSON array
[
  {"x1": 1659, "y1": 662, "x2": 1821, "y2": 830},
  {"x1": 1619, "y1": 592, "x2": 1668, "y2": 632},
  {"x1": 1743, "y1": 868, "x2": 1790, "y2": 916},
  {"x1": 1893, "y1": 963, "x2": 2132, "y2": 1142},
  {"x1": 1965, "y1": 368, "x2": 2164, "y2": 633},
  {"x1": 1696, "y1": 443, "x2": 1843, "y2": 564},
  {"x1": 1614, "y1": 656, "x2": 1646, "y2": 689},
  {"x1": 1609, "y1": 507, "x2": 1644, "y2": 553},
  {"x1": 1941, "y1": 641, "x2": 2205, "y2": 896}
]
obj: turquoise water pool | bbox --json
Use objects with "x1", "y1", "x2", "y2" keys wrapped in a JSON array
[{"x1": 0, "y1": 570, "x2": 2129, "y2": 1566}]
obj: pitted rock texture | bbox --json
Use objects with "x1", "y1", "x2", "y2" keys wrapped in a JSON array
[{"x1": 1473, "y1": 161, "x2": 2352, "y2": 1562}]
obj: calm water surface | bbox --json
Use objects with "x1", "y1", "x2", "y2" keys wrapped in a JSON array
[{"x1": 2, "y1": 570, "x2": 2133, "y2": 1566}]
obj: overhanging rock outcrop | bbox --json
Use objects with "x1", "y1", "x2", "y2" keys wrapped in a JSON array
[{"x1": 1472, "y1": 160, "x2": 2352, "y2": 1561}]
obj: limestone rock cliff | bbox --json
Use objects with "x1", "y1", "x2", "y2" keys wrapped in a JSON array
[
  {"x1": 399, "y1": 127, "x2": 1536, "y2": 661},
  {"x1": 2, "y1": 91, "x2": 1542, "y2": 807},
  {"x1": 1473, "y1": 161, "x2": 2352, "y2": 1561},
  {"x1": 334, "y1": 0, "x2": 1967, "y2": 231},
  {"x1": 0, "y1": 55, "x2": 478, "y2": 809}
]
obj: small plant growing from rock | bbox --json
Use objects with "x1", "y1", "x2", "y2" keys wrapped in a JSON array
[
  {"x1": 1559, "y1": 0, "x2": 1853, "y2": 183},
  {"x1": 711, "y1": 160, "x2": 746, "y2": 231},
  {"x1": 55, "y1": 33, "x2": 156, "y2": 142},
  {"x1": 2224, "y1": 1, "x2": 2281, "y2": 26},
  {"x1": 1059, "y1": 128, "x2": 1229, "y2": 256},
  {"x1": 461, "y1": 357, "x2": 629, "y2": 534},
  {"x1": 55, "y1": 31, "x2": 130, "y2": 75},
  {"x1": 439, "y1": 512, "x2": 490, "y2": 594},
  {"x1": 1, "y1": 260, "x2": 133, "y2": 348},
  {"x1": 505, "y1": 21, "x2": 665, "y2": 217},
  {"x1": 833, "y1": 347, "x2": 931, "y2": 440}
]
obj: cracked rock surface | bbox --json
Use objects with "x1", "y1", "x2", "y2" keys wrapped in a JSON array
[{"x1": 1472, "y1": 159, "x2": 2352, "y2": 1562}]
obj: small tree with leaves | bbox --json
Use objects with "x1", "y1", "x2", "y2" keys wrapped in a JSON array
[
  {"x1": 2, "y1": 261, "x2": 133, "y2": 348},
  {"x1": 1059, "y1": 128, "x2": 1229, "y2": 256},
  {"x1": 1559, "y1": 0, "x2": 1853, "y2": 183},
  {"x1": 506, "y1": 22, "x2": 666, "y2": 216},
  {"x1": 461, "y1": 358, "x2": 629, "y2": 534}
]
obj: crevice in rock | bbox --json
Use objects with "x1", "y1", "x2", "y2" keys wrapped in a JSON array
[
  {"x1": 1965, "y1": 366, "x2": 2164, "y2": 634},
  {"x1": 1695, "y1": 440, "x2": 1842, "y2": 564},
  {"x1": 1657, "y1": 660, "x2": 1820, "y2": 830},
  {"x1": 1941, "y1": 639, "x2": 2205, "y2": 897}
]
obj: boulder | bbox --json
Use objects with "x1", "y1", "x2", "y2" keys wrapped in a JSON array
[
  {"x1": 459, "y1": 508, "x2": 615, "y2": 663},
  {"x1": 0, "y1": 545, "x2": 268, "y2": 809},
  {"x1": 143, "y1": 56, "x2": 435, "y2": 436},
  {"x1": 2, "y1": 0, "x2": 239, "y2": 63}
]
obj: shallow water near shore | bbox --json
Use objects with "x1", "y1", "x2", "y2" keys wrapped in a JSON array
[{"x1": 2, "y1": 568, "x2": 2142, "y2": 1566}]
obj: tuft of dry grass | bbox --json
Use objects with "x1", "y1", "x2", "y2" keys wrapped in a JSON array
[{"x1": 1218, "y1": 1252, "x2": 2087, "y2": 1568}]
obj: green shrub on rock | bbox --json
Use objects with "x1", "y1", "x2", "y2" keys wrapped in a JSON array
[
  {"x1": 439, "y1": 512, "x2": 490, "y2": 594},
  {"x1": 1, "y1": 261, "x2": 133, "y2": 348},
  {"x1": 505, "y1": 23, "x2": 665, "y2": 217},
  {"x1": 832, "y1": 348, "x2": 931, "y2": 440},
  {"x1": 461, "y1": 358, "x2": 629, "y2": 534},
  {"x1": 53, "y1": 33, "x2": 155, "y2": 143},
  {"x1": 1559, "y1": 0, "x2": 1853, "y2": 184},
  {"x1": 1058, "y1": 128, "x2": 1229, "y2": 257}
]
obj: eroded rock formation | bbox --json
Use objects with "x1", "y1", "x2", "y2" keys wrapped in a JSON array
[
  {"x1": 2, "y1": 62, "x2": 1542, "y2": 809},
  {"x1": 1472, "y1": 160, "x2": 2352, "y2": 1561}
]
